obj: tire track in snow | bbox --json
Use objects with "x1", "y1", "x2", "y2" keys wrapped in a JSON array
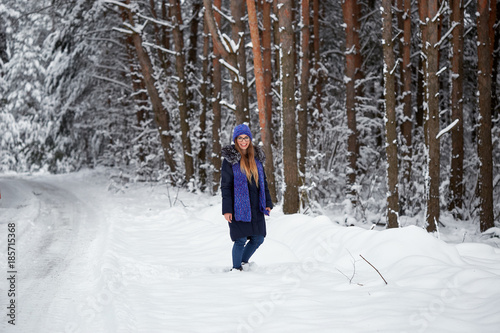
[{"x1": 0, "y1": 178, "x2": 99, "y2": 333}]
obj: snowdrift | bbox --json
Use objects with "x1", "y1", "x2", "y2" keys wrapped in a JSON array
[{"x1": 1, "y1": 170, "x2": 499, "y2": 332}]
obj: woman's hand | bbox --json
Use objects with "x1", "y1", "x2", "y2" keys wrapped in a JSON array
[
  {"x1": 224, "y1": 213, "x2": 232, "y2": 223},
  {"x1": 265, "y1": 207, "x2": 271, "y2": 214}
]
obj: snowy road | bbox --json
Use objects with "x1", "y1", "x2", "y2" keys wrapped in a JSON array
[
  {"x1": 0, "y1": 176, "x2": 102, "y2": 332},
  {"x1": 1, "y1": 170, "x2": 500, "y2": 333}
]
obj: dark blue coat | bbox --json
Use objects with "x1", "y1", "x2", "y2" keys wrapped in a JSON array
[{"x1": 221, "y1": 146, "x2": 273, "y2": 241}]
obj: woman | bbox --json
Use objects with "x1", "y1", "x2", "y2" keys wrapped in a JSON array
[{"x1": 221, "y1": 124, "x2": 273, "y2": 271}]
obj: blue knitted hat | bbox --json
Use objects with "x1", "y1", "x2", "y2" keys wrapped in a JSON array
[{"x1": 232, "y1": 124, "x2": 253, "y2": 143}]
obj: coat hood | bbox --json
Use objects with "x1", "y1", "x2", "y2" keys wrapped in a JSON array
[{"x1": 221, "y1": 144, "x2": 266, "y2": 165}]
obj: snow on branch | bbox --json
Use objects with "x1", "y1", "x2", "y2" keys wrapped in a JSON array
[
  {"x1": 219, "y1": 58, "x2": 243, "y2": 84},
  {"x1": 436, "y1": 119, "x2": 459, "y2": 140},
  {"x1": 213, "y1": 5, "x2": 235, "y2": 24},
  {"x1": 103, "y1": 0, "x2": 131, "y2": 10},
  {"x1": 91, "y1": 75, "x2": 132, "y2": 91},
  {"x1": 136, "y1": 12, "x2": 173, "y2": 29},
  {"x1": 432, "y1": 0, "x2": 448, "y2": 23},
  {"x1": 390, "y1": 58, "x2": 401, "y2": 76},
  {"x1": 222, "y1": 33, "x2": 237, "y2": 53},
  {"x1": 123, "y1": 21, "x2": 147, "y2": 34},
  {"x1": 436, "y1": 66, "x2": 447, "y2": 77},
  {"x1": 112, "y1": 27, "x2": 133, "y2": 35},
  {"x1": 435, "y1": 21, "x2": 460, "y2": 48},
  {"x1": 220, "y1": 100, "x2": 236, "y2": 111},
  {"x1": 143, "y1": 42, "x2": 177, "y2": 56}
]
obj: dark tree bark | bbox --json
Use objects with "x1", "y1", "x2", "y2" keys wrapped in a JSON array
[
  {"x1": 198, "y1": 12, "x2": 211, "y2": 190},
  {"x1": 148, "y1": 0, "x2": 167, "y2": 71},
  {"x1": 449, "y1": 0, "x2": 464, "y2": 218},
  {"x1": 0, "y1": 18, "x2": 8, "y2": 64},
  {"x1": 273, "y1": 0, "x2": 281, "y2": 80},
  {"x1": 477, "y1": 0, "x2": 494, "y2": 232},
  {"x1": 203, "y1": 0, "x2": 247, "y2": 125},
  {"x1": 170, "y1": 0, "x2": 194, "y2": 182},
  {"x1": 298, "y1": 0, "x2": 310, "y2": 193},
  {"x1": 231, "y1": 0, "x2": 250, "y2": 124},
  {"x1": 123, "y1": 0, "x2": 176, "y2": 173},
  {"x1": 210, "y1": 0, "x2": 222, "y2": 193},
  {"x1": 416, "y1": 0, "x2": 429, "y2": 129},
  {"x1": 490, "y1": 0, "x2": 500, "y2": 118},
  {"x1": 342, "y1": 0, "x2": 361, "y2": 202},
  {"x1": 425, "y1": 0, "x2": 440, "y2": 232},
  {"x1": 124, "y1": 31, "x2": 149, "y2": 162},
  {"x1": 397, "y1": 0, "x2": 413, "y2": 209},
  {"x1": 381, "y1": 0, "x2": 399, "y2": 228},
  {"x1": 161, "y1": 0, "x2": 171, "y2": 72},
  {"x1": 279, "y1": 0, "x2": 300, "y2": 214},
  {"x1": 312, "y1": 0, "x2": 322, "y2": 119}
]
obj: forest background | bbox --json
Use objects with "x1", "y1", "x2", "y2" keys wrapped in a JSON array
[{"x1": 0, "y1": 0, "x2": 498, "y2": 234}]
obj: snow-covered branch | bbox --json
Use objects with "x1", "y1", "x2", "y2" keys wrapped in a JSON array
[
  {"x1": 136, "y1": 12, "x2": 173, "y2": 29},
  {"x1": 436, "y1": 119, "x2": 459, "y2": 139},
  {"x1": 103, "y1": 0, "x2": 131, "y2": 10},
  {"x1": 219, "y1": 58, "x2": 243, "y2": 83},
  {"x1": 220, "y1": 100, "x2": 236, "y2": 111},
  {"x1": 435, "y1": 21, "x2": 460, "y2": 48},
  {"x1": 112, "y1": 27, "x2": 133, "y2": 35},
  {"x1": 91, "y1": 75, "x2": 133, "y2": 91},
  {"x1": 123, "y1": 21, "x2": 147, "y2": 34},
  {"x1": 143, "y1": 42, "x2": 177, "y2": 56},
  {"x1": 213, "y1": 5, "x2": 235, "y2": 23}
]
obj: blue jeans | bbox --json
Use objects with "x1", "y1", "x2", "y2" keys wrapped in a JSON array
[{"x1": 232, "y1": 235, "x2": 265, "y2": 269}]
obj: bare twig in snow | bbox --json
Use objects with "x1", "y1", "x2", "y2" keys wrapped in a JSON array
[{"x1": 360, "y1": 254, "x2": 388, "y2": 285}]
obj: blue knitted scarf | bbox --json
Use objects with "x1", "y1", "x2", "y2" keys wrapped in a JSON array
[{"x1": 233, "y1": 159, "x2": 268, "y2": 222}]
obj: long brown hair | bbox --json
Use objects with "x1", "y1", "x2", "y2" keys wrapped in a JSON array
[{"x1": 235, "y1": 141, "x2": 259, "y2": 185}]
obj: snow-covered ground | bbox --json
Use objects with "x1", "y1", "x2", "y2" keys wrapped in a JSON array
[{"x1": 1, "y1": 169, "x2": 500, "y2": 333}]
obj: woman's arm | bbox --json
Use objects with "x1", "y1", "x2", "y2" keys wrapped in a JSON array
[
  {"x1": 263, "y1": 169, "x2": 273, "y2": 210},
  {"x1": 221, "y1": 159, "x2": 235, "y2": 220}
]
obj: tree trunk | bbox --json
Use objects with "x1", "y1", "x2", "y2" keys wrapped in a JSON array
[
  {"x1": 298, "y1": 0, "x2": 310, "y2": 199},
  {"x1": 312, "y1": 0, "x2": 322, "y2": 119},
  {"x1": 199, "y1": 14, "x2": 211, "y2": 190},
  {"x1": 246, "y1": 0, "x2": 277, "y2": 204},
  {"x1": 161, "y1": 0, "x2": 171, "y2": 73},
  {"x1": 123, "y1": 0, "x2": 176, "y2": 173},
  {"x1": 477, "y1": 0, "x2": 494, "y2": 232},
  {"x1": 490, "y1": 0, "x2": 499, "y2": 118},
  {"x1": 381, "y1": 0, "x2": 399, "y2": 228},
  {"x1": 231, "y1": 0, "x2": 250, "y2": 124},
  {"x1": 425, "y1": 0, "x2": 440, "y2": 232},
  {"x1": 210, "y1": 0, "x2": 222, "y2": 193},
  {"x1": 170, "y1": 0, "x2": 194, "y2": 182},
  {"x1": 449, "y1": 0, "x2": 464, "y2": 218},
  {"x1": 203, "y1": 0, "x2": 246, "y2": 125},
  {"x1": 149, "y1": 0, "x2": 167, "y2": 72},
  {"x1": 398, "y1": 0, "x2": 413, "y2": 211},
  {"x1": 187, "y1": 0, "x2": 203, "y2": 185},
  {"x1": 342, "y1": 0, "x2": 360, "y2": 202},
  {"x1": 279, "y1": 0, "x2": 300, "y2": 214},
  {"x1": 417, "y1": 0, "x2": 429, "y2": 129},
  {"x1": 207, "y1": 0, "x2": 222, "y2": 193},
  {"x1": 124, "y1": 34, "x2": 149, "y2": 163},
  {"x1": 273, "y1": 0, "x2": 281, "y2": 80},
  {"x1": 262, "y1": 0, "x2": 274, "y2": 132}
]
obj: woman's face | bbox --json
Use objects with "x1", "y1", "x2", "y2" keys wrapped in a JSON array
[{"x1": 236, "y1": 135, "x2": 250, "y2": 151}]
